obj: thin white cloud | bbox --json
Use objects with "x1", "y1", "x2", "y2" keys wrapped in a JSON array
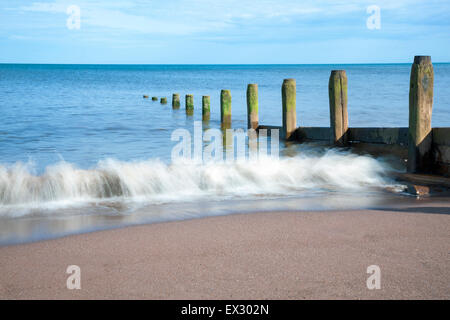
[
  {"x1": 10, "y1": 0, "x2": 450, "y2": 39},
  {"x1": 19, "y1": 1, "x2": 67, "y2": 13},
  {"x1": 14, "y1": 0, "x2": 365, "y2": 35}
]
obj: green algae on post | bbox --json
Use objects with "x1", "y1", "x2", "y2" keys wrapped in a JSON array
[
  {"x1": 246, "y1": 84, "x2": 258, "y2": 129},
  {"x1": 202, "y1": 96, "x2": 210, "y2": 121},
  {"x1": 186, "y1": 94, "x2": 194, "y2": 115},
  {"x1": 172, "y1": 93, "x2": 180, "y2": 109},
  {"x1": 281, "y1": 79, "x2": 296, "y2": 140},
  {"x1": 220, "y1": 90, "x2": 231, "y2": 126},
  {"x1": 160, "y1": 97, "x2": 167, "y2": 104}
]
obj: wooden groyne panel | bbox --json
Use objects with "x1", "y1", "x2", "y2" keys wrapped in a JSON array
[{"x1": 432, "y1": 128, "x2": 450, "y2": 175}]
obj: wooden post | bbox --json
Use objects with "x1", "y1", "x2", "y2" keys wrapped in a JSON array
[
  {"x1": 151, "y1": 97, "x2": 158, "y2": 101},
  {"x1": 202, "y1": 96, "x2": 210, "y2": 121},
  {"x1": 172, "y1": 93, "x2": 180, "y2": 109},
  {"x1": 328, "y1": 70, "x2": 348, "y2": 146},
  {"x1": 247, "y1": 84, "x2": 259, "y2": 129},
  {"x1": 408, "y1": 56, "x2": 434, "y2": 173},
  {"x1": 186, "y1": 94, "x2": 194, "y2": 115},
  {"x1": 160, "y1": 97, "x2": 167, "y2": 104},
  {"x1": 282, "y1": 79, "x2": 296, "y2": 140},
  {"x1": 221, "y1": 90, "x2": 231, "y2": 127}
]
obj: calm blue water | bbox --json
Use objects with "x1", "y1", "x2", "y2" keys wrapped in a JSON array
[{"x1": 1, "y1": 63, "x2": 449, "y2": 171}]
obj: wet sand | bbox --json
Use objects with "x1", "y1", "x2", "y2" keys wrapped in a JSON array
[{"x1": 0, "y1": 201, "x2": 449, "y2": 299}]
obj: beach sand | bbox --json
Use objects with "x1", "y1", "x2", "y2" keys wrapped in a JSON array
[{"x1": 0, "y1": 201, "x2": 449, "y2": 299}]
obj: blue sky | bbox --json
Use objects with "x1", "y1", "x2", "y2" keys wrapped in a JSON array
[{"x1": 1, "y1": 0, "x2": 449, "y2": 63}]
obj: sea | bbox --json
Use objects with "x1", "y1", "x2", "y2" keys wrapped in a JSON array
[{"x1": 1, "y1": 63, "x2": 449, "y2": 244}]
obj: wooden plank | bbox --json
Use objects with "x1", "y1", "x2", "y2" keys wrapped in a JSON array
[
  {"x1": 432, "y1": 128, "x2": 450, "y2": 146},
  {"x1": 408, "y1": 56, "x2": 434, "y2": 173},
  {"x1": 433, "y1": 145, "x2": 450, "y2": 164},
  {"x1": 391, "y1": 172, "x2": 450, "y2": 187},
  {"x1": 328, "y1": 70, "x2": 348, "y2": 145},
  {"x1": 348, "y1": 127, "x2": 408, "y2": 145},
  {"x1": 282, "y1": 79, "x2": 296, "y2": 139},
  {"x1": 295, "y1": 127, "x2": 330, "y2": 141}
]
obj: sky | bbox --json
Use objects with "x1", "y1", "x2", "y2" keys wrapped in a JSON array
[{"x1": 0, "y1": 0, "x2": 449, "y2": 64}]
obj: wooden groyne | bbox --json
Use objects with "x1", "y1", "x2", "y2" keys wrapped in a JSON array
[
  {"x1": 247, "y1": 84, "x2": 258, "y2": 129},
  {"x1": 185, "y1": 94, "x2": 194, "y2": 115},
  {"x1": 220, "y1": 90, "x2": 232, "y2": 128},
  {"x1": 146, "y1": 55, "x2": 449, "y2": 176},
  {"x1": 258, "y1": 56, "x2": 448, "y2": 176},
  {"x1": 172, "y1": 93, "x2": 180, "y2": 109},
  {"x1": 281, "y1": 79, "x2": 297, "y2": 140},
  {"x1": 328, "y1": 70, "x2": 348, "y2": 146},
  {"x1": 408, "y1": 56, "x2": 434, "y2": 173},
  {"x1": 202, "y1": 96, "x2": 210, "y2": 121}
]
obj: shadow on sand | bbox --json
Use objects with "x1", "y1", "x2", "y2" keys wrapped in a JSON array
[{"x1": 372, "y1": 206, "x2": 450, "y2": 215}]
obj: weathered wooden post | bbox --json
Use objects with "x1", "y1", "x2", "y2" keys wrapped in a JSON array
[
  {"x1": 221, "y1": 90, "x2": 231, "y2": 128},
  {"x1": 328, "y1": 70, "x2": 349, "y2": 146},
  {"x1": 202, "y1": 96, "x2": 210, "y2": 121},
  {"x1": 172, "y1": 93, "x2": 180, "y2": 109},
  {"x1": 143, "y1": 95, "x2": 149, "y2": 99},
  {"x1": 160, "y1": 97, "x2": 167, "y2": 104},
  {"x1": 152, "y1": 97, "x2": 158, "y2": 101},
  {"x1": 247, "y1": 84, "x2": 259, "y2": 129},
  {"x1": 186, "y1": 94, "x2": 194, "y2": 115},
  {"x1": 407, "y1": 56, "x2": 434, "y2": 173},
  {"x1": 282, "y1": 79, "x2": 296, "y2": 140}
]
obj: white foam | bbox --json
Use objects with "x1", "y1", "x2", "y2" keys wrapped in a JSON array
[{"x1": 0, "y1": 150, "x2": 401, "y2": 217}]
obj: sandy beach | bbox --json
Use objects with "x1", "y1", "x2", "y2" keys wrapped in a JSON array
[{"x1": 0, "y1": 199, "x2": 449, "y2": 300}]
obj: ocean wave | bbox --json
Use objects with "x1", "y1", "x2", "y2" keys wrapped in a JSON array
[{"x1": 0, "y1": 150, "x2": 402, "y2": 216}]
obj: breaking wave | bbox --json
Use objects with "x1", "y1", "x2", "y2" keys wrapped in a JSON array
[{"x1": 0, "y1": 150, "x2": 401, "y2": 216}]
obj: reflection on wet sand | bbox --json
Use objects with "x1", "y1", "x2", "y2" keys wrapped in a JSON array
[{"x1": 0, "y1": 192, "x2": 437, "y2": 246}]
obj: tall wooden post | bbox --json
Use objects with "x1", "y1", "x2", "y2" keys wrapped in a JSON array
[
  {"x1": 186, "y1": 94, "x2": 194, "y2": 116},
  {"x1": 328, "y1": 70, "x2": 348, "y2": 146},
  {"x1": 282, "y1": 79, "x2": 296, "y2": 140},
  {"x1": 221, "y1": 90, "x2": 231, "y2": 128},
  {"x1": 172, "y1": 93, "x2": 180, "y2": 109},
  {"x1": 408, "y1": 56, "x2": 434, "y2": 173},
  {"x1": 247, "y1": 84, "x2": 259, "y2": 129},
  {"x1": 202, "y1": 96, "x2": 210, "y2": 121}
]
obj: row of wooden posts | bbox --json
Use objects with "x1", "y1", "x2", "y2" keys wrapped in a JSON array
[
  {"x1": 147, "y1": 90, "x2": 233, "y2": 124},
  {"x1": 145, "y1": 56, "x2": 435, "y2": 174},
  {"x1": 148, "y1": 82, "x2": 291, "y2": 135}
]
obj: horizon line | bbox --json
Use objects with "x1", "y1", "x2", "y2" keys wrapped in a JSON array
[{"x1": 1, "y1": 61, "x2": 449, "y2": 66}]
